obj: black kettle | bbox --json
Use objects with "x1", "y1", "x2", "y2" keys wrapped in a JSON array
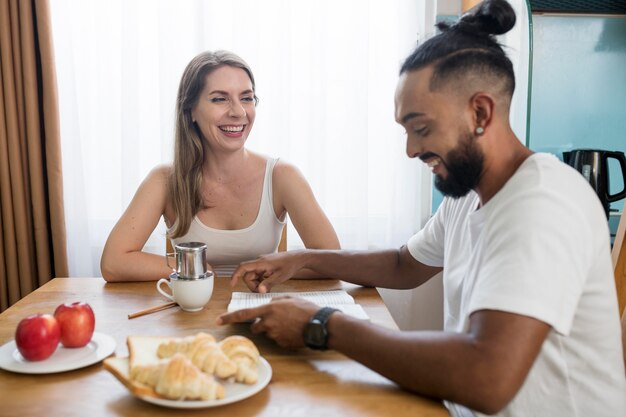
[{"x1": 563, "y1": 149, "x2": 626, "y2": 218}]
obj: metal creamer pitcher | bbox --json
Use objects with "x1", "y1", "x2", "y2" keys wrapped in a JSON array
[{"x1": 166, "y1": 242, "x2": 209, "y2": 279}]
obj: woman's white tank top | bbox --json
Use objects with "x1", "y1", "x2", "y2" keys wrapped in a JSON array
[{"x1": 169, "y1": 158, "x2": 285, "y2": 277}]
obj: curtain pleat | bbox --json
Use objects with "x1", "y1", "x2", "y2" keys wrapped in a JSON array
[
  {"x1": 35, "y1": 0, "x2": 67, "y2": 286},
  {"x1": 0, "y1": 0, "x2": 68, "y2": 312}
]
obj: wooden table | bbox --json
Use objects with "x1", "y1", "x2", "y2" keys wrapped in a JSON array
[{"x1": 0, "y1": 278, "x2": 449, "y2": 417}]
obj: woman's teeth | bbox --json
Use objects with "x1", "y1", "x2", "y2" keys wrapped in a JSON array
[{"x1": 220, "y1": 126, "x2": 244, "y2": 132}]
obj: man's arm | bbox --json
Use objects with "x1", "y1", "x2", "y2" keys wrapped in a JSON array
[
  {"x1": 232, "y1": 246, "x2": 442, "y2": 292},
  {"x1": 218, "y1": 300, "x2": 550, "y2": 414},
  {"x1": 329, "y1": 309, "x2": 550, "y2": 414}
]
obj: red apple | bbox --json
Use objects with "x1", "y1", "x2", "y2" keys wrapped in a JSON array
[
  {"x1": 15, "y1": 314, "x2": 61, "y2": 361},
  {"x1": 54, "y1": 302, "x2": 95, "y2": 348}
]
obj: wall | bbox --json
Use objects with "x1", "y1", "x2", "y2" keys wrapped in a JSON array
[{"x1": 528, "y1": 14, "x2": 626, "y2": 228}]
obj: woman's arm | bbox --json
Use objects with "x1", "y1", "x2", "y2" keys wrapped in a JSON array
[
  {"x1": 271, "y1": 161, "x2": 340, "y2": 278},
  {"x1": 100, "y1": 165, "x2": 174, "y2": 282}
]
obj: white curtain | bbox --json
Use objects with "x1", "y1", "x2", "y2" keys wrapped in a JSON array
[{"x1": 49, "y1": 0, "x2": 428, "y2": 277}]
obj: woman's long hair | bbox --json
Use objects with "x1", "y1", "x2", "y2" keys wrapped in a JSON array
[{"x1": 168, "y1": 50, "x2": 257, "y2": 238}]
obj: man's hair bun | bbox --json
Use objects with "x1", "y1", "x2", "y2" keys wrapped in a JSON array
[
  {"x1": 456, "y1": 0, "x2": 516, "y2": 37},
  {"x1": 399, "y1": 0, "x2": 517, "y2": 98}
]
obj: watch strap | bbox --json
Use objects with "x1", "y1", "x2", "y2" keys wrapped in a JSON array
[
  {"x1": 313, "y1": 307, "x2": 339, "y2": 325},
  {"x1": 304, "y1": 307, "x2": 339, "y2": 350}
]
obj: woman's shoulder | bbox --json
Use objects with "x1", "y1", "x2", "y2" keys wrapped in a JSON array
[
  {"x1": 272, "y1": 158, "x2": 303, "y2": 178},
  {"x1": 150, "y1": 163, "x2": 173, "y2": 176},
  {"x1": 271, "y1": 158, "x2": 311, "y2": 198},
  {"x1": 123, "y1": 164, "x2": 172, "y2": 218},
  {"x1": 247, "y1": 152, "x2": 302, "y2": 180},
  {"x1": 145, "y1": 164, "x2": 173, "y2": 184},
  {"x1": 134, "y1": 164, "x2": 173, "y2": 201}
]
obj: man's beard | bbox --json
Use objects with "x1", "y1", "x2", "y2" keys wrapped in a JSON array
[{"x1": 434, "y1": 130, "x2": 484, "y2": 198}]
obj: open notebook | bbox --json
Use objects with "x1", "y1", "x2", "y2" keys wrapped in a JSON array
[{"x1": 227, "y1": 290, "x2": 370, "y2": 320}]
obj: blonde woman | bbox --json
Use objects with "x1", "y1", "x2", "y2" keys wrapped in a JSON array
[{"x1": 101, "y1": 51, "x2": 339, "y2": 281}]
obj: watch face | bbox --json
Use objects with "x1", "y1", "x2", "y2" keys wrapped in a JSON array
[{"x1": 304, "y1": 320, "x2": 327, "y2": 349}]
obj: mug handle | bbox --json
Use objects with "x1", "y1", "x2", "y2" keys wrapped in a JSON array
[
  {"x1": 165, "y1": 251, "x2": 177, "y2": 271},
  {"x1": 157, "y1": 278, "x2": 175, "y2": 302}
]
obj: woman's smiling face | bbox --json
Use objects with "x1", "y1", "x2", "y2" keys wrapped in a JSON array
[{"x1": 191, "y1": 65, "x2": 256, "y2": 152}]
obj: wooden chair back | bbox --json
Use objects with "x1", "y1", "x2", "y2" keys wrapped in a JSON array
[
  {"x1": 278, "y1": 225, "x2": 287, "y2": 252},
  {"x1": 166, "y1": 225, "x2": 287, "y2": 255},
  {"x1": 612, "y1": 209, "x2": 626, "y2": 316},
  {"x1": 611, "y1": 209, "x2": 626, "y2": 368}
]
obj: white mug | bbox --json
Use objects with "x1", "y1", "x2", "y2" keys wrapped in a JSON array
[{"x1": 157, "y1": 272, "x2": 214, "y2": 312}]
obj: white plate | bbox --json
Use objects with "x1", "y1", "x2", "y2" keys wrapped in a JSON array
[
  {"x1": 133, "y1": 357, "x2": 272, "y2": 408},
  {"x1": 0, "y1": 332, "x2": 116, "y2": 374}
]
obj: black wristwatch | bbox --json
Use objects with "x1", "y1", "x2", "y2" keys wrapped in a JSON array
[{"x1": 303, "y1": 307, "x2": 339, "y2": 350}]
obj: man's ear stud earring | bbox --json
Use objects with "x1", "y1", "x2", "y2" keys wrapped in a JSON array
[{"x1": 475, "y1": 127, "x2": 484, "y2": 135}]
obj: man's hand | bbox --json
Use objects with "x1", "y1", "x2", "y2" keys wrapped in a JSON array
[
  {"x1": 216, "y1": 297, "x2": 320, "y2": 348},
  {"x1": 231, "y1": 251, "x2": 307, "y2": 293}
]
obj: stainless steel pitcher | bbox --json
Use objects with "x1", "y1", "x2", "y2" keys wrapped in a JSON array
[{"x1": 166, "y1": 242, "x2": 209, "y2": 279}]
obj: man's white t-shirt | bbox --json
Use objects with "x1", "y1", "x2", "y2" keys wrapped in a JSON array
[{"x1": 407, "y1": 153, "x2": 625, "y2": 417}]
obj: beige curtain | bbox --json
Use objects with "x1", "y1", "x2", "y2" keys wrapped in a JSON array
[{"x1": 0, "y1": 0, "x2": 68, "y2": 311}]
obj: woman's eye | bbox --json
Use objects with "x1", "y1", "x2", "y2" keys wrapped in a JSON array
[
  {"x1": 210, "y1": 97, "x2": 227, "y2": 103},
  {"x1": 241, "y1": 96, "x2": 255, "y2": 103}
]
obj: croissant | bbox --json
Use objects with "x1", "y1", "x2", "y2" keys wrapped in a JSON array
[
  {"x1": 220, "y1": 335, "x2": 260, "y2": 384},
  {"x1": 130, "y1": 353, "x2": 225, "y2": 401},
  {"x1": 157, "y1": 332, "x2": 237, "y2": 379}
]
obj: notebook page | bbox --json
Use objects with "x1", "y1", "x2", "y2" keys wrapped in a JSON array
[{"x1": 228, "y1": 290, "x2": 370, "y2": 320}]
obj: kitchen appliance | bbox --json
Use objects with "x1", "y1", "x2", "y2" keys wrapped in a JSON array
[{"x1": 563, "y1": 149, "x2": 626, "y2": 218}]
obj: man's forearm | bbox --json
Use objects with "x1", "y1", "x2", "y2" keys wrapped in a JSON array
[
  {"x1": 299, "y1": 248, "x2": 438, "y2": 289},
  {"x1": 325, "y1": 311, "x2": 548, "y2": 415}
]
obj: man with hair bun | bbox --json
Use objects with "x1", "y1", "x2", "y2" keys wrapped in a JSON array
[{"x1": 218, "y1": 1, "x2": 626, "y2": 415}]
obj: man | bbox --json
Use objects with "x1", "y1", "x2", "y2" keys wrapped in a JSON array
[{"x1": 217, "y1": 1, "x2": 626, "y2": 415}]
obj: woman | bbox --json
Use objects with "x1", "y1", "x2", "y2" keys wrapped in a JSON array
[{"x1": 101, "y1": 50, "x2": 339, "y2": 281}]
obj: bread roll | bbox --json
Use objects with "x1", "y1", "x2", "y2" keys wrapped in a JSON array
[
  {"x1": 130, "y1": 353, "x2": 225, "y2": 401},
  {"x1": 157, "y1": 332, "x2": 237, "y2": 379},
  {"x1": 220, "y1": 335, "x2": 260, "y2": 384}
]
